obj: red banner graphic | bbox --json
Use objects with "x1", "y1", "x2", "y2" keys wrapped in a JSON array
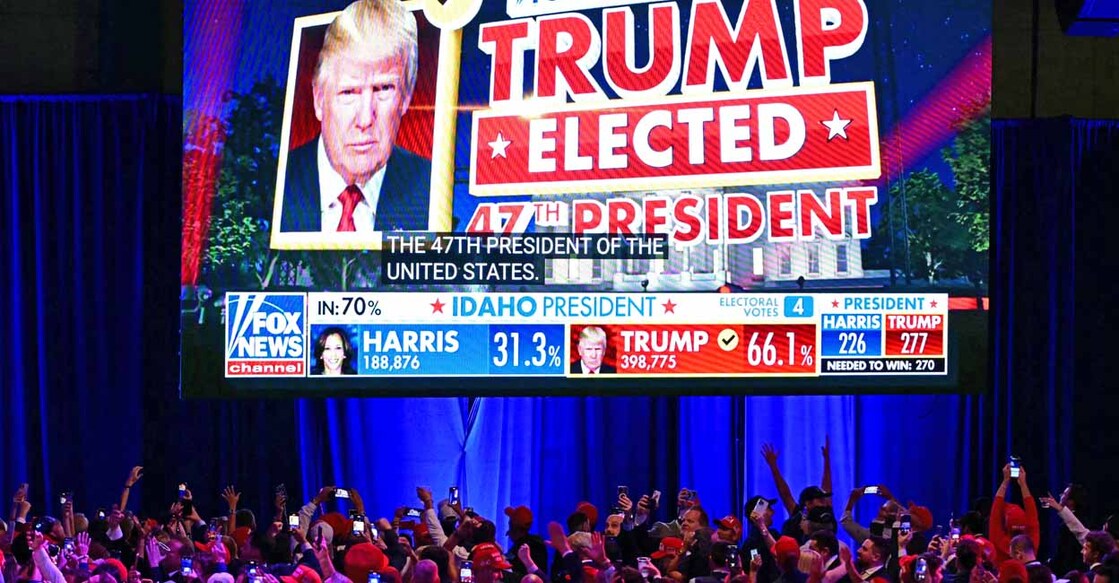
[{"x1": 470, "y1": 83, "x2": 880, "y2": 196}]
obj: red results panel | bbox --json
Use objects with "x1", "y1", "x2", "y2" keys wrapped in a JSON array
[
  {"x1": 610, "y1": 323, "x2": 817, "y2": 375},
  {"x1": 740, "y1": 324, "x2": 818, "y2": 375},
  {"x1": 884, "y1": 314, "x2": 945, "y2": 356},
  {"x1": 612, "y1": 324, "x2": 746, "y2": 374}
]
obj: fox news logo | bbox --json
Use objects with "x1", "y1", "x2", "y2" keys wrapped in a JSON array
[{"x1": 225, "y1": 293, "x2": 306, "y2": 377}]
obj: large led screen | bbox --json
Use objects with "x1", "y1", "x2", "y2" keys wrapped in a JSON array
[{"x1": 182, "y1": 0, "x2": 991, "y2": 396}]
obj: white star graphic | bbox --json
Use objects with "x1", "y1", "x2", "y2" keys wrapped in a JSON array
[
  {"x1": 488, "y1": 132, "x2": 512, "y2": 159},
  {"x1": 821, "y1": 110, "x2": 852, "y2": 141}
]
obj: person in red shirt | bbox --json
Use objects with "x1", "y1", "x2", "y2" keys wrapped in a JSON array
[{"x1": 989, "y1": 463, "x2": 1040, "y2": 565}]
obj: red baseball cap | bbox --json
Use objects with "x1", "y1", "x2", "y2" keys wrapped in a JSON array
[
  {"x1": 102, "y1": 558, "x2": 128, "y2": 583},
  {"x1": 344, "y1": 543, "x2": 388, "y2": 583},
  {"x1": 472, "y1": 542, "x2": 512, "y2": 570},
  {"x1": 575, "y1": 502, "x2": 599, "y2": 527},
  {"x1": 771, "y1": 536, "x2": 801, "y2": 561},
  {"x1": 505, "y1": 506, "x2": 533, "y2": 531},
  {"x1": 650, "y1": 537, "x2": 685, "y2": 559},
  {"x1": 716, "y1": 515, "x2": 742, "y2": 534}
]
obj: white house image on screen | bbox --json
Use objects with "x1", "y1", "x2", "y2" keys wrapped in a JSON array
[{"x1": 538, "y1": 188, "x2": 889, "y2": 291}]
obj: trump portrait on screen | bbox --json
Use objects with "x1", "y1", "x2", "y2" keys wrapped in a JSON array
[{"x1": 278, "y1": 0, "x2": 432, "y2": 240}]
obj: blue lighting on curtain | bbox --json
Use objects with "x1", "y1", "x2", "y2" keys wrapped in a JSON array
[{"x1": 0, "y1": 96, "x2": 167, "y2": 511}]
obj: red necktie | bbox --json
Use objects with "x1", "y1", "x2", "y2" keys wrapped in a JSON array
[{"x1": 337, "y1": 185, "x2": 364, "y2": 232}]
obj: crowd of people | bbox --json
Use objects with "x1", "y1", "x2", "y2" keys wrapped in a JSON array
[{"x1": 2, "y1": 445, "x2": 1117, "y2": 583}]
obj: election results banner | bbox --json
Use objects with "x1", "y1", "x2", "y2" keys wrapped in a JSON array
[{"x1": 181, "y1": 0, "x2": 990, "y2": 396}]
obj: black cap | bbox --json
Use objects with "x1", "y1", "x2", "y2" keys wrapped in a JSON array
[
  {"x1": 798, "y1": 486, "x2": 831, "y2": 505},
  {"x1": 745, "y1": 495, "x2": 778, "y2": 515},
  {"x1": 35, "y1": 516, "x2": 60, "y2": 534},
  {"x1": 806, "y1": 506, "x2": 836, "y2": 524}
]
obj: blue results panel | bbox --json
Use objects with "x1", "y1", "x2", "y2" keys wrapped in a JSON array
[
  {"x1": 819, "y1": 313, "x2": 883, "y2": 357},
  {"x1": 308, "y1": 323, "x2": 566, "y2": 376}
]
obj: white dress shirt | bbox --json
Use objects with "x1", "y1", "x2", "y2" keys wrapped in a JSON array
[{"x1": 318, "y1": 138, "x2": 386, "y2": 233}]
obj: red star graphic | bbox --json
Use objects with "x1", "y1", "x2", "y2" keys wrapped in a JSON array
[
  {"x1": 431, "y1": 298, "x2": 445, "y2": 314},
  {"x1": 662, "y1": 299, "x2": 677, "y2": 314},
  {"x1": 831, "y1": 299, "x2": 840, "y2": 308},
  {"x1": 930, "y1": 300, "x2": 938, "y2": 308}
]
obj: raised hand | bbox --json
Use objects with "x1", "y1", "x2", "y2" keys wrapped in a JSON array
[
  {"x1": 762, "y1": 444, "x2": 780, "y2": 466},
  {"x1": 76, "y1": 531, "x2": 91, "y2": 557},
  {"x1": 290, "y1": 524, "x2": 308, "y2": 546},
  {"x1": 547, "y1": 521, "x2": 571, "y2": 555},
  {"x1": 312, "y1": 536, "x2": 334, "y2": 576},
  {"x1": 518, "y1": 543, "x2": 536, "y2": 571},
  {"x1": 821, "y1": 435, "x2": 831, "y2": 460},
  {"x1": 350, "y1": 489, "x2": 367, "y2": 514},
  {"x1": 585, "y1": 532, "x2": 608, "y2": 566},
  {"x1": 145, "y1": 537, "x2": 165, "y2": 568},
  {"x1": 898, "y1": 527, "x2": 914, "y2": 550},
  {"x1": 312, "y1": 486, "x2": 336, "y2": 505},
  {"x1": 13, "y1": 483, "x2": 28, "y2": 503},
  {"x1": 211, "y1": 537, "x2": 229, "y2": 563},
  {"x1": 1016, "y1": 465, "x2": 1029, "y2": 487},
  {"x1": 126, "y1": 467, "x2": 144, "y2": 488},
  {"x1": 618, "y1": 493, "x2": 633, "y2": 514},
  {"x1": 636, "y1": 494, "x2": 650, "y2": 513},
  {"x1": 1001, "y1": 464, "x2": 1011, "y2": 484},
  {"x1": 399, "y1": 536, "x2": 418, "y2": 561},
  {"x1": 1040, "y1": 492, "x2": 1063, "y2": 512},
  {"x1": 928, "y1": 535, "x2": 942, "y2": 554},
  {"x1": 12, "y1": 483, "x2": 30, "y2": 517},
  {"x1": 222, "y1": 486, "x2": 240, "y2": 510},
  {"x1": 417, "y1": 487, "x2": 433, "y2": 506}
]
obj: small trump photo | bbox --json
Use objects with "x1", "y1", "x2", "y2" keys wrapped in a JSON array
[
  {"x1": 271, "y1": 0, "x2": 451, "y2": 250},
  {"x1": 571, "y1": 325, "x2": 616, "y2": 375}
]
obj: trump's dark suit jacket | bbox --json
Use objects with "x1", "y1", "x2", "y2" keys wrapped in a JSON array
[{"x1": 279, "y1": 139, "x2": 431, "y2": 232}]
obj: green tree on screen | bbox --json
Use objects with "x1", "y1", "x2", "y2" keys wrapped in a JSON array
[
  {"x1": 889, "y1": 169, "x2": 970, "y2": 283},
  {"x1": 865, "y1": 111, "x2": 989, "y2": 288},
  {"x1": 942, "y1": 113, "x2": 990, "y2": 288},
  {"x1": 201, "y1": 78, "x2": 289, "y2": 289}
]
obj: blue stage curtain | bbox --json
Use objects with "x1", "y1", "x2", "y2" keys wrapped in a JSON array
[
  {"x1": 0, "y1": 95, "x2": 179, "y2": 512},
  {"x1": 293, "y1": 392, "x2": 987, "y2": 544},
  {"x1": 992, "y1": 119, "x2": 1119, "y2": 548}
]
